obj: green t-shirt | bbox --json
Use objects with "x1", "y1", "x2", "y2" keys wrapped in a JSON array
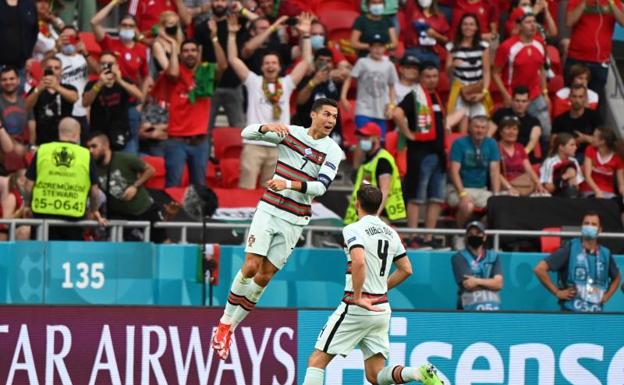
[
  {"x1": 352, "y1": 15, "x2": 393, "y2": 56},
  {"x1": 94, "y1": 152, "x2": 153, "y2": 217},
  {"x1": 360, "y1": 0, "x2": 399, "y2": 15}
]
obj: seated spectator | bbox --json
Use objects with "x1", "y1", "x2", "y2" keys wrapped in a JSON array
[
  {"x1": 25, "y1": 56, "x2": 78, "y2": 146},
  {"x1": 152, "y1": 11, "x2": 184, "y2": 74},
  {"x1": 553, "y1": 64, "x2": 599, "y2": 118},
  {"x1": 394, "y1": 54, "x2": 420, "y2": 103},
  {"x1": 534, "y1": 211, "x2": 621, "y2": 313},
  {"x1": 505, "y1": 0, "x2": 557, "y2": 39},
  {"x1": 490, "y1": 86, "x2": 542, "y2": 160},
  {"x1": 87, "y1": 132, "x2": 168, "y2": 243},
  {"x1": 138, "y1": 97, "x2": 169, "y2": 157},
  {"x1": 451, "y1": 0, "x2": 498, "y2": 42},
  {"x1": 448, "y1": 116, "x2": 501, "y2": 230},
  {"x1": 540, "y1": 133, "x2": 584, "y2": 197},
  {"x1": 0, "y1": 169, "x2": 30, "y2": 241},
  {"x1": 351, "y1": 0, "x2": 398, "y2": 58},
  {"x1": 581, "y1": 127, "x2": 624, "y2": 199},
  {"x1": 446, "y1": 13, "x2": 492, "y2": 133},
  {"x1": 34, "y1": 0, "x2": 64, "y2": 61},
  {"x1": 344, "y1": 122, "x2": 406, "y2": 224},
  {"x1": 0, "y1": 66, "x2": 33, "y2": 172},
  {"x1": 403, "y1": 0, "x2": 449, "y2": 68},
  {"x1": 128, "y1": 0, "x2": 191, "y2": 40},
  {"x1": 83, "y1": 52, "x2": 144, "y2": 151},
  {"x1": 0, "y1": 0, "x2": 37, "y2": 74},
  {"x1": 497, "y1": 116, "x2": 545, "y2": 196},
  {"x1": 552, "y1": 84, "x2": 601, "y2": 161},
  {"x1": 241, "y1": 16, "x2": 292, "y2": 75},
  {"x1": 451, "y1": 221, "x2": 503, "y2": 310},
  {"x1": 227, "y1": 14, "x2": 311, "y2": 189}
]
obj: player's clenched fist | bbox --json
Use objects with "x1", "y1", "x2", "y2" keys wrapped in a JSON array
[
  {"x1": 259, "y1": 123, "x2": 290, "y2": 137},
  {"x1": 267, "y1": 178, "x2": 288, "y2": 191}
]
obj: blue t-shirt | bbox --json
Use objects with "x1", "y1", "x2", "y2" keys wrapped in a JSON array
[{"x1": 450, "y1": 136, "x2": 500, "y2": 188}]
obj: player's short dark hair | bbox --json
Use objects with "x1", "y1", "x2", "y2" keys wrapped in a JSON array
[
  {"x1": 311, "y1": 98, "x2": 338, "y2": 112},
  {"x1": 512, "y1": 85, "x2": 529, "y2": 97},
  {"x1": 357, "y1": 185, "x2": 382, "y2": 214}
]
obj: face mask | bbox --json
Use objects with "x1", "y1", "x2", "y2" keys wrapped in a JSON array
[
  {"x1": 165, "y1": 25, "x2": 178, "y2": 36},
  {"x1": 418, "y1": 0, "x2": 433, "y2": 8},
  {"x1": 311, "y1": 35, "x2": 325, "y2": 50},
  {"x1": 581, "y1": 225, "x2": 599, "y2": 240},
  {"x1": 369, "y1": 4, "x2": 384, "y2": 15},
  {"x1": 61, "y1": 44, "x2": 76, "y2": 55},
  {"x1": 119, "y1": 29, "x2": 135, "y2": 42},
  {"x1": 359, "y1": 139, "x2": 373, "y2": 152},
  {"x1": 466, "y1": 235, "x2": 485, "y2": 249}
]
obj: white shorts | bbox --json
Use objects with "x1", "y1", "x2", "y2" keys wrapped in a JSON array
[
  {"x1": 454, "y1": 97, "x2": 487, "y2": 118},
  {"x1": 447, "y1": 186, "x2": 492, "y2": 208},
  {"x1": 244, "y1": 208, "x2": 304, "y2": 270},
  {"x1": 314, "y1": 302, "x2": 391, "y2": 360}
]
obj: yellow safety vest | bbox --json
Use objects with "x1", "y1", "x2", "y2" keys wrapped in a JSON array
[
  {"x1": 344, "y1": 149, "x2": 406, "y2": 224},
  {"x1": 31, "y1": 142, "x2": 91, "y2": 218}
]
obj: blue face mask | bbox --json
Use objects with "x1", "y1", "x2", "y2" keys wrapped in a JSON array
[
  {"x1": 311, "y1": 35, "x2": 325, "y2": 50},
  {"x1": 581, "y1": 225, "x2": 599, "y2": 240},
  {"x1": 61, "y1": 44, "x2": 76, "y2": 55},
  {"x1": 369, "y1": 4, "x2": 384, "y2": 15},
  {"x1": 359, "y1": 139, "x2": 373, "y2": 152}
]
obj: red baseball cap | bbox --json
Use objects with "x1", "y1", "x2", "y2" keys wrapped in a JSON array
[
  {"x1": 511, "y1": 6, "x2": 535, "y2": 23},
  {"x1": 356, "y1": 122, "x2": 382, "y2": 137}
]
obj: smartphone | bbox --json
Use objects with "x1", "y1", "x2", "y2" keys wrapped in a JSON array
[
  {"x1": 102, "y1": 63, "x2": 113, "y2": 73},
  {"x1": 285, "y1": 16, "x2": 298, "y2": 27},
  {"x1": 44, "y1": 68, "x2": 54, "y2": 76}
]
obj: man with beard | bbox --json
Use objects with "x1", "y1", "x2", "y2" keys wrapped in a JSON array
[
  {"x1": 0, "y1": 66, "x2": 33, "y2": 172},
  {"x1": 87, "y1": 132, "x2": 168, "y2": 243}
]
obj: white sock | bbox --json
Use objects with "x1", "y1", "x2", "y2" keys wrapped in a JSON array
[
  {"x1": 231, "y1": 279, "x2": 267, "y2": 329},
  {"x1": 302, "y1": 367, "x2": 325, "y2": 385},
  {"x1": 220, "y1": 270, "x2": 250, "y2": 325},
  {"x1": 377, "y1": 365, "x2": 419, "y2": 385}
]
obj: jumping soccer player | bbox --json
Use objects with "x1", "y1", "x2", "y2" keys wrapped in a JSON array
[
  {"x1": 212, "y1": 98, "x2": 343, "y2": 359},
  {"x1": 302, "y1": 185, "x2": 444, "y2": 385}
]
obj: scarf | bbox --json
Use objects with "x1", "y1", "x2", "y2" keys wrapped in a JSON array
[
  {"x1": 398, "y1": 84, "x2": 437, "y2": 150},
  {"x1": 262, "y1": 78, "x2": 283, "y2": 120},
  {"x1": 188, "y1": 62, "x2": 216, "y2": 103}
]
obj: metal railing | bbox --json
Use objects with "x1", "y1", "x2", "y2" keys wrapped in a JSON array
[{"x1": 0, "y1": 219, "x2": 150, "y2": 242}]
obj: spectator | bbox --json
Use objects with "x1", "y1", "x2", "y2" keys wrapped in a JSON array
[
  {"x1": 552, "y1": 84, "x2": 601, "y2": 161},
  {"x1": 534, "y1": 211, "x2": 621, "y2": 312},
  {"x1": 351, "y1": 0, "x2": 398, "y2": 57},
  {"x1": 0, "y1": 120, "x2": 15, "y2": 164},
  {"x1": 490, "y1": 86, "x2": 542, "y2": 160},
  {"x1": 152, "y1": 11, "x2": 184, "y2": 73},
  {"x1": 53, "y1": 0, "x2": 94, "y2": 33},
  {"x1": 87, "y1": 132, "x2": 168, "y2": 243},
  {"x1": 33, "y1": 0, "x2": 64, "y2": 61},
  {"x1": 83, "y1": 52, "x2": 144, "y2": 151},
  {"x1": 128, "y1": 0, "x2": 192, "y2": 39},
  {"x1": 0, "y1": 66, "x2": 34, "y2": 172},
  {"x1": 25, "y1": 56, "x2": 78, "y2": 146},
  {"x1": 138, "y1": 98, "x2": 169, "y2": 157},
  {"x1": 340, "y1": 33, "x2": 398, "y2": 141},
  {"x1": 360, "y1": 0, "x2": 400, "y2": 30},
  {"x1": 24, "y1": 117, "x2": 105, "y2": 240},
  {"x1": 497, "y1": 115, "x2": 545, "y2": 196},
  {"x1": 227, "y1": 13, "x2": 311, "y2": 189},
  {"x1": 0, "y1": 0, "x2": 38, "y2": 73},
  {"x1": 451, "y1": 0, "x2": 499, "y2": 42},
  {"x1": 581, "y1": 127, "x2": 624, "y2": 199},
  {"x1": 553, "y1": 64, "x2": 599, "y2": 118},
  {"x1": 451, "y1": 221, "x2": 503, "y2": 310},
  {"x1": 540, "y1": 133, "x2": 584, "y2": 197},
  {"x1": 241, "y1": 16, "x2": 292, "y2": 75},
  {"x1": 565, "y1": 0, "x2": 624, "y2": 102},
  {"x1": 0, "y1": 169, "x2": 30, "y2": 241},
  {"x1": 448, "y1": 116, "x2": 501, "y2": 231},
  {"x1": 403, "y1": 0, "x2": 449, "y2": 68},
  {"x1": 395, "y1": 54, "x2": 420, "y2": 103},
  {"x1": 344, "y1": 122, "x2": 406, "y2": 224},
  {"x1": 494, "y1": 9, "x2": 551, "y2": 137},
  {"x1": 446, "y1": 13, "x2": 492, "y2": 133},
  {"x1": 505, "y1": 1, "x2": 558, "y2": 39},
  {"x1": 256, "y1": 0, "x2": 280, "y2": 21}
]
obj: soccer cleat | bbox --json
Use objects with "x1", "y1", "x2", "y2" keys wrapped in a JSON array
[
  {"x1": 419, "y1": 363, "x2": 444, "y2": 385},
  {"x1": 212, "y1": 322, "x2": 233, "y2": 357}
]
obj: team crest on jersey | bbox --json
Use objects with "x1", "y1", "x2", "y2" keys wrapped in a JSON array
[{"x1": 248, "y1": 235, "x2": 256, "y2": 248}]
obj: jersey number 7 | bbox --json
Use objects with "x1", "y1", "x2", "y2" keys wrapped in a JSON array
[{"x1": 377, "y1": 240, "x2": 389, "y2": 276}]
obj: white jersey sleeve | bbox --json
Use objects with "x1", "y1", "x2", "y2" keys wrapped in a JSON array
[
  {"x1": 343, "y1": 224, "x2": 364, "y2": 251},
  {"x1": 241, "y1": 123, "x2": 286, "y2": 145}
]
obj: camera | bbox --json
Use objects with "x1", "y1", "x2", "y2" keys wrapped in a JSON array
[
  {"x1": 44, "y1": 68, "x2": 54, "y2": 76},
  {"x1": 285, "y1": 17, "x2": 298, "y2": 27},
  {"x1": 102, "y1": 63, "x2": 113, "y2": 73}
]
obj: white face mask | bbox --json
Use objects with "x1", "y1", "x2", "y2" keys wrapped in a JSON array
[
  {"x1": 369, "y1": 4, "x2": 384, "y2": 15},
  {"x1": 359, "y1": 139, "x2": 373, "y2": 152},
  {"x1": 418, "y1": 0, "x2": 433, "y2": 8},
  {"x1": 119, "y1": 28, "x2": 135, "y2": 42}
]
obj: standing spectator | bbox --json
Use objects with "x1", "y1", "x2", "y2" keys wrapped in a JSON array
[
  {"x1": 351, "y1": 0, "x2": 398, "y2": 57},
  {"x1": 448, "y1": 116, "x2": 501, "y2": 230},
  {"x1": 0, "y1": 0, "x2": 38, "y2": 73},
  {"x1": 540, "y1": 133, "x2": 584, "y2": 197},
  {"x1": 138, "y1": 98, "x2": 169, "y2": 157},
  {"x1": 241, "y1": 16, "x2": 292, "y2": 75},
  {"x1": 451, "y1": 0, "x2": 499, "y2": 42},
  {"x1": 553, "y1": 64, "x2": 599, "y2": 118},
  {"x1": 128, "y1": 0, "x2": 192, "y2": 39},
  {"x1": 395, "y1": 54, "x2": 420, "y2": 103},
  {"x1": 227, "y1": 13, "x2": 311, "y2": 189},
  {"x1": 164, "y1": 37, "x2": 227, "y2": 187},
  {"x1": 53, "y1": 0, "x2": 95, "y2": 33},
  {"x1": 152, "y1": 11, "x2": 184, "y2": 74},
  {"x1": 505, "y1": 1, "x2": 558, "y2": 39},
  {"x1": 493, "y1": 9, "x2": 551, "y2": 137},
  {"x1": 33, "y1": 0, "x2": 64, "y2": 61},
  {"x1": 25, "y1": 56, "x2": 78, "y2": 146},
  {"x1": 403, "y1": 0, "x2": 449, "y2": 68},
  {"x1": 581, "y1": 127, "x2": 624, "y2": 198},
  {"x1": 446, "y1": 13, "x2": 491, "y2": 133},
  {"x1": 87, "y1": 132, "x2": 168, "y2": 243},
  {"x1": 451, "y1": 221, "x2": 503, "y2": 310},
  {"x1": 534, "y1": 211, "x2": 621, "y2": 312},
  {"x1": 490, "y1": 86, "x2": 542, "y2": 159},
  {"x1": 565, "y1": 0, "x2": 624, "y2": 102},
  {"x1": 83, "y1": 52, "x2": 144, "y2": 151}
]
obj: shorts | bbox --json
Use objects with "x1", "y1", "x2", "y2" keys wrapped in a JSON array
[
  {"x1": 447, "y1": 186, "x2": 492, "y2": 208},
  {"x1": 405, "y1": 152, "x2": 446, "y2": 204},
  {"x1": 454, "y1": 97, "x2": 487, "y2": 118},
  {"x1": 314, "y1": 302, "x2": 391, "y2": 360},
  {"x1": 244, "y1": 208, "x2": 304, "y2": 270}
]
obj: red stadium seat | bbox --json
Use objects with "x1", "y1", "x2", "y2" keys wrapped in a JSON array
[
  {"x1": 212, "y1": 127, "x2": 243, "y2": 160},
  {"x1": 547, "y1": 45, "x2": 561, "y2": 76},
  {"x1": 540, "y1": 227, "x2": 561, "y2": 253},
  {"x1": 142, "y1": 156, "x2": 166, "y2": 189},
  {"x1": 316, "y1": 8, "x2": 359, "y2": 36},
  {"x1": 219, "y1": 158, "x2": 241, "y2": 188},
  {"x1": 341, "y1": 99, "x2": 357, "y2": 148}
]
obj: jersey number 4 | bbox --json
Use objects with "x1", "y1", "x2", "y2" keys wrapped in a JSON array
[{"x1": 377, "y1": 240, "x2": 389, "y2": 276}]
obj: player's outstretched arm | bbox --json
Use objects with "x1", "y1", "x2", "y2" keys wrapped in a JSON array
[
  {"x1": 241, "y1": 123, "x2": 289, "y2": 144},
  {"x1": 387, "y1": 256, "x2": 413, "y2": 291}
]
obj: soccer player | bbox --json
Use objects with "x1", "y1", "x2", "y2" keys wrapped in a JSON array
[
  {"x1": 212, "y1": 98, "x2": 343, "y2": 359},
  {"x1": 302, "y1": 185, "x2": 444, "y2": 385}
]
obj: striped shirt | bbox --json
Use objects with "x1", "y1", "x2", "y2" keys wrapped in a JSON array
[
  {"x1": 242, "y1": 124, "x2": 342, "y2": 226},
  {"x1": 446, "y1": 41, "x2": 489, "y2": 84}
]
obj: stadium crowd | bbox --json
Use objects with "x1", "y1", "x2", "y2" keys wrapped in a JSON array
[{"x1": 0, "y1": 0, "x2": 623, "y2": 248}]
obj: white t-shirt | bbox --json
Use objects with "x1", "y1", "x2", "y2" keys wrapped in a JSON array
[
  {"x1": 56, "y1": 53, "x2": 89, "y2": 117},
  {"x1": 243, "y1": 72, "x2": 296, "y2": 147},
  {"x1": 395, "y1": 81, "x2": 419, "y2": 104}
]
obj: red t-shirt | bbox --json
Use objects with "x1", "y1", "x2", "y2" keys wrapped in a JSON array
[
  {"x1": 581, "y1": 145, "x2": 624, "y2": 193},
  {"x1": 100, "y1": 35, "x2": 149, "y2": 84},
  {"x1": 494, "y1": 35, "x2": 546, "y2": 100},
  {"x1": 404, "y1": 8, "x2": 450, "y2": 49},
  {"x1": 500, "y1": 142, "x2": 528, "y2": 181},
  {"x1": 567, "y1": 0, "x2": 623, "y2": 63},
  {"x1": 451, "y1": 0, "x2": 498, "y2": 35},
  {"x1": 129, "y1": 0, "x2": 178, "y2": 35},
  {"x1": 167, "y1": 66, "x2": 211, "y2": 137}
]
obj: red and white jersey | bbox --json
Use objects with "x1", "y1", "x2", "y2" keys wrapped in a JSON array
[
  {"x1": 494, "y1": 35, "x2": 546, "y2": 100},
  {"x1": 242, "y1": 124, "x2": 342, "y2": 225},
  {"x1": 581, "y1": 146, "x2": 624, "y2": 193}
]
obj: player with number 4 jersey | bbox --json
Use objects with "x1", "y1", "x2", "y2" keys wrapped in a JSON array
[
  {"x1": 212, "y1": 98, "x2": 343, "y2": 360},
  {"x1": 302, "y1": 185, "x2": 444, "y2": 385}
]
